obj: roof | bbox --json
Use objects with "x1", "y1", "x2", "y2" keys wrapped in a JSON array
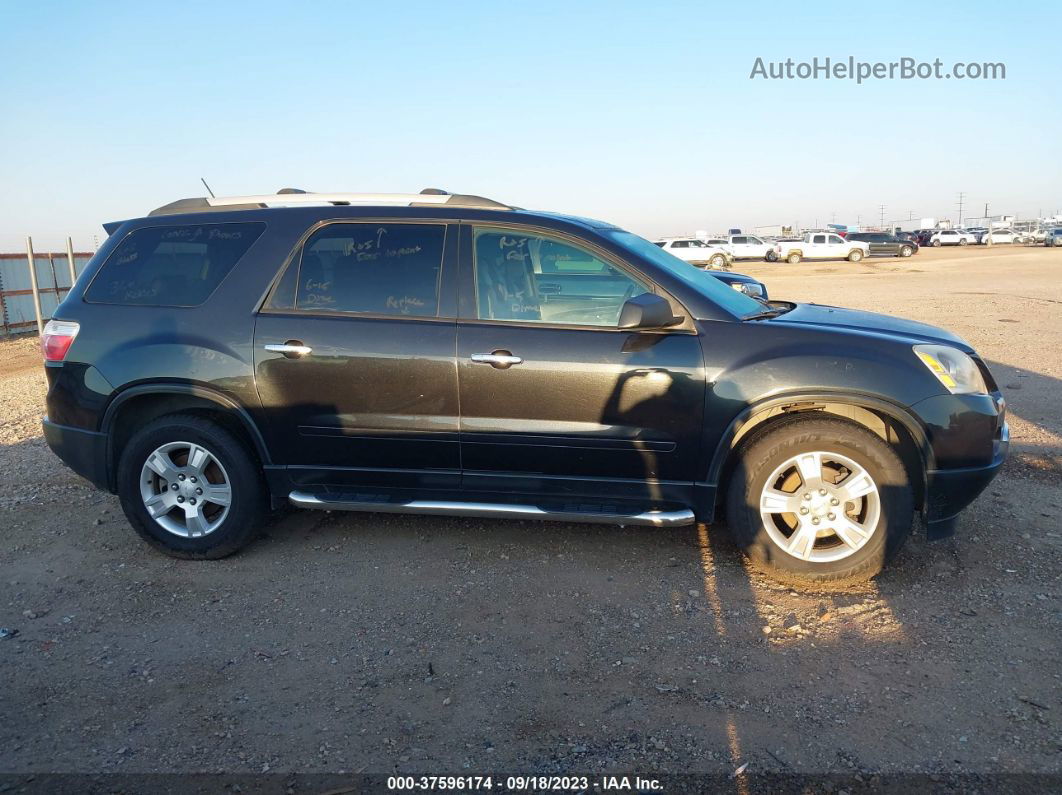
[{"x1": 147, "y1": 188, "x2": 513, "y2": 218}]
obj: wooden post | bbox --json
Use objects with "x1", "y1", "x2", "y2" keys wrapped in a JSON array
[
  {"x1": 25, "y1": 236, "x2": 45, "y2": 336},
  {"x1": 66, "y1": 237, "x2": 78, "y2": 287}
]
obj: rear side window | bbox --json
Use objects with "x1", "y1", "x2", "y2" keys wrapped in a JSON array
[
  {"x1": 294, "y1": 223, "x2": 444, "y2": 317},
  {"x1": 85, "y1": 223, "x2": 264, "y2": 306}
]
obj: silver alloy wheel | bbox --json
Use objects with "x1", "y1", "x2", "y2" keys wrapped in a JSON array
[
  {"x1": 139, "y1": 441, "x2": 232, "y2": 538},
  {"x1": 758, "y1": 450, "x2": 880, "y2": 563}
]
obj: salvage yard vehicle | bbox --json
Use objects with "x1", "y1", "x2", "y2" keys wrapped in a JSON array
[
  {"x1": 776, "y1": 232, "x2": 870, "y2": 264},
  {"x1": 930, "y1": 229, "x2": 977, "y2": 246},
  {"x1": 653, "y1": 237, "x2": 732, "y2": 268},
  {"x1": 41, "y1": 189, "x2": 1008, "y2": 584},
  {"x1": 720, "y1": 234, "x2": 781, "y2": 262},
  {"x1": 845, "y1": 232, "x2": 917, "y2": 258},
  {"x1": 981, "y1": 228, "x2": 1027, "y2": 245}
]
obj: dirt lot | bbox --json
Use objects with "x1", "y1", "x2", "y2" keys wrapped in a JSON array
[{"x1": 1, "y1": 244, "x2": 1059, "y2": 788}]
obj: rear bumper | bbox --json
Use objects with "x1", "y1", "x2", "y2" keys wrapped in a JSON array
[
  {"x1": 42, "y1": 418, "x2": 111, "y2": 491},
  {"x1": 924, "y1": 421, "x2": 1009, "y2": 539}
]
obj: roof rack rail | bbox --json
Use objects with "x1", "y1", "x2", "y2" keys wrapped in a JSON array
[{"x1": 148, "y1": 188, "x2": 511, "y2": 217}]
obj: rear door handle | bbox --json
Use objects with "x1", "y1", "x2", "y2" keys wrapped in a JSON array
[
  {"x1": 471, "y1": 351, "x2": 523, "y2": 369},
  {"x1": 264, "y1": 341, "x2": 313, "y2": 358}
]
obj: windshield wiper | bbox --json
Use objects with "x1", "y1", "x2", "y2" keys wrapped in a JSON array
[
  {"x1": 743, "y1": 309, "x2": 785, "y2": 320},
  {"x1": 743, "y1": 301, "x2": 794, "y2": 321}
]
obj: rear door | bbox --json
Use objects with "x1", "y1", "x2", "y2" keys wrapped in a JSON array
[
  {"x1": 455, "y1": 223, "x2": 705, "y2": 506},
  {"x1": 253, "y1": 220, "x2": 461, "y2": 491}
]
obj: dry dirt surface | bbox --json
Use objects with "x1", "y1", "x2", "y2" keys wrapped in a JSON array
[{"x1": 0, "y1": 244, "x2": 1059, "y2": 791}]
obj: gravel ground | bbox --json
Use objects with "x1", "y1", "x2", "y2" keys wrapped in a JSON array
[{"x1": 0, "y1": 245, "x2": 1059, "y2": 787}]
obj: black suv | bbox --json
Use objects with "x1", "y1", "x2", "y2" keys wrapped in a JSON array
[
  {"x1": 41, "y1": 190, "x2": 1008, "y2": 583},
  {"x1": 845, "y1": 232, "x2": 917, "y2": 257}
]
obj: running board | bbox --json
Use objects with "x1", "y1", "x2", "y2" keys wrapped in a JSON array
[{"x1": 288, "y1": 491, "x2": 695, "y2": 528}]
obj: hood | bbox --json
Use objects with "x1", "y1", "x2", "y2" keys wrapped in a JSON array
[{"x1": 767, "y1": 303, "x2": 970, "y2": 349}]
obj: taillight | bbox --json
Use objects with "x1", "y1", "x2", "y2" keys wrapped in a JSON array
[{"x1": 41, "y1": 319, "x2": 80, "y2": 362}]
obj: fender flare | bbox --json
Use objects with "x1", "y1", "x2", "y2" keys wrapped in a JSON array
[
  {"x1": 704, "y1": 391, "x2": 934, "y2": 487},
  {"x1": 100, "y1": 382, "x2": 272, "y2": 470}
]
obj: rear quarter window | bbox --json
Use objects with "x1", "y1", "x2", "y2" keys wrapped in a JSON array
[{"x1": 85, "y1": 222, "x2": 265, "y2": 306}]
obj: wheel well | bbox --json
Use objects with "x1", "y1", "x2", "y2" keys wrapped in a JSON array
[
  {"x1": 105, "y1": 393, "x2": 264, "y2": 488},
  {"x1": 716, "y1": 403, "x2": 926, "y2": 517}
]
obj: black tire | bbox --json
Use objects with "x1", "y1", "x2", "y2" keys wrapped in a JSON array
[
  {"x1": 900, "y1": 245, "x2": 913, "y2": 257},
  {"x1": 117, "y1": 414, "x2": 267, "y2": 559},
  {"x1": 765, "y1": 250, "x2": 779, "y2": 262},
  {"x1": 725, "y1": 417, "x2": 913, "y2": 585},
  {"x1": 786, "y1": 252, "x2": 801, "y2": 264},
  {"x1": 932, "y1": 239, "x2": 941, "y2": 247},
  {"x1": 710, "y1": 253, "x2": 727, "y2": 269},
  {"x1": 848, "y1": 249, "x2": 864, "y2": 262},
  {"x1": 959, "y1": 238, "x2": 968, "y2": 246}
]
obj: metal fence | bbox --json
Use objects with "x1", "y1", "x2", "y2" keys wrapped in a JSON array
[{"x1": 0, "y1": 239, "x2": 94, "y2": 337}]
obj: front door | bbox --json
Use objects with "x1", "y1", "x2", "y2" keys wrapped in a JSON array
[
  {"x1": 253, "y1": 220, "x2": 461, "y2": 491},
  {"x1": 456, "y1": 224, "x2": 705, "y2": 507}
]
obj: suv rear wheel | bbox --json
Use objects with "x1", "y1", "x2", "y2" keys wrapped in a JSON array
[
  {"x1": 725, "y1": 417, "x2": 913, "y2": 584},
  {"x1": 900, "y1": 245, "x2": 913, "y2": 257},
  {"x1": 117, "y1": 414, "x2": 266, "y2": 559}
]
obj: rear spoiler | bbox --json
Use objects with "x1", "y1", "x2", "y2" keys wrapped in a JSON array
[{"x1": 102, "y1": 220, "x2": 125, "y2": 235}]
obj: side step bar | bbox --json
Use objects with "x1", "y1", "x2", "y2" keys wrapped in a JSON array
[{"x1": 288, "y1": 491, "x2": 695, "y2": 528}]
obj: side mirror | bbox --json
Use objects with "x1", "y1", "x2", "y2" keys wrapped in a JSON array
[{"x1": 617, "y1": 293, "x2": 678, "y2": 330}]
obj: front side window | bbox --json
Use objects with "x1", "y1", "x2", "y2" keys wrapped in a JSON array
[
  {"x1": 671, "y1": 240, "x2": 689, "y2": 248},
  {"x1": 829, "y1": 235, "x2": 845, "y2": 244},
  {"x1": 293, "y1": 223, "x2": 444, "y2": 316},
  {"x1": 473, "y1": 227, "x2": 650, "y2": 327},
  {"x1": 86, "y1": 222, "x2": 265, "y2": 306}
]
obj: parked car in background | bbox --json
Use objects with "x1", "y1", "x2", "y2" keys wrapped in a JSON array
[
  {"x1": 963, "y1": 227, "x2": 989, "y2": 244},
  {"x1": 914, "y1": 229, "x2": 936, "y2": 246},
  {"x1": 776, "y1": 232, "x2": 870, "y2": 263},
  {"x1": 40, "y1": 187, "x2": 1008, "y2": 584},
  {"x1": 1030, "y1": 229, "x2": 1047, "y2": 244},
  {"x1": 653, "y1": 238, "x2": 733, "y2": 268},
  {"x1": 721, "y1": 234, "x2": 781, "y2": 262},
  {"x1": 981, "y1": 228, "x2": 1027, "y2": 245},
  {"x1": 1044, "y1": 228, "x2": 1062, "y2": 247},
  {"x1": 845, "y1": 232, "x2": 917, "y2": 258},
  {"x1": 930, "y1": 230, "x2": 977, "y2": 246}
]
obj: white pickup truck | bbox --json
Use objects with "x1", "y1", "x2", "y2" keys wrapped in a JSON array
[
  {"x1": 777, "y1": 232, "x2": 870, "y2": 264},
  {"x1": 705, "y1": 234, "x2": 781, "y2": 262}
]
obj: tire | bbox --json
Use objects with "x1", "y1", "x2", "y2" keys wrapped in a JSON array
[
  {"x1": 848, "y1": 249, "x2": 864, "y2": 262},
  {"x1": 725, "y1": 416, "x2": 913, "y2": 585},
  {"x1": 786, "y1": 252, "x2": 801, "y2": 264},
  {"x1": 765, "y1": 251, "x2": 779, "y2": 262},
  {"x1": 900, "y1": 245, "x2": 913, "y2": 257},
  {"x1": 117, "y1": 414, "x2": 267, "y2": 559},
  {"x1": 710, "y1": 253, "x2": 727, "y2": 269},
  {"x1": 959, "y1": 238, "x2": 968, "y2": 246},
  {"x1": 932, "y1": 239, "x2": 941, "y2": 247}
]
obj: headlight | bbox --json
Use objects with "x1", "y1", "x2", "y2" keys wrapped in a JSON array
[
  {"x1": 913, "y1": 344, "x2": 987, "y2": 394},
  {"x1": 731, "y1": 282, "x2": 764, "y2": 297}
]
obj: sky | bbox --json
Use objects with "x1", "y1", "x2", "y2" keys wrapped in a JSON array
[{"x1": 2, "y1": 0, "x2": 1061, "y2": 251}]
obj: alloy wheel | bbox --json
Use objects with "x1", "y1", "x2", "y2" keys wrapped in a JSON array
[
  {"x1": 139, "y1": 441, "x2": 232, "y2": 537},
  {"x1": 758, "y1": 450, "x2": 881, "y2": 563}
]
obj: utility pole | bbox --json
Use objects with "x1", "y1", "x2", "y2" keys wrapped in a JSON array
[
  {"x1": 957, "y1": 192, "x2": 966, "y2": 226},
  {"x1": 908, "y1": 210, "x2": 915, "y2": 221},
  {"x1": 879, "y1": 204, "x2": 886, "y2": 229}
]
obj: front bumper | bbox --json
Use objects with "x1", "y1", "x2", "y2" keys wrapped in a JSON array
[
  {"x1": 42, "y1": 418, "x2": 111, "y2": 491},
  {"x1": 924, "y1": 421, "x2": 1009, "y2": 539}
]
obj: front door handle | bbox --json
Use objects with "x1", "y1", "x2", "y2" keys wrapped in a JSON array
[
  {"x1": 264, "y1": 341, "x2": 313, "y2": 358},
  {"x1": 471, "y1": 351, "x2": 523, "y2": 369}
]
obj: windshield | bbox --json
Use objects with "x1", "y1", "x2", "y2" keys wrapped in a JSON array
[{"x1": 607, "y1": 230, "x2": 764, "y2": 316}]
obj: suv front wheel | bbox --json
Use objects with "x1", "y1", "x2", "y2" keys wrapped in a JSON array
[
  {"x1": 725, "y1": 417, "x2": 913, "y2": 584},
  {"x1": 117, "y1": 414, "x2": 267, "y2": 559}
]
